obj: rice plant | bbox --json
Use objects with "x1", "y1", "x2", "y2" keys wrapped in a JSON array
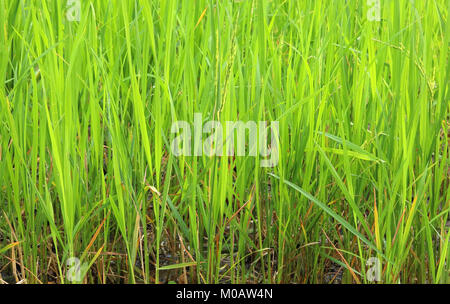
[{"x1": 0, "y1": 0, "x2": 448, "y2": 284}]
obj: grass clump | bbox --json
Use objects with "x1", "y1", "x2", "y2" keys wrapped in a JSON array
[{"x1": 0, "y1": 0, "x2": 448, "y2": 284}]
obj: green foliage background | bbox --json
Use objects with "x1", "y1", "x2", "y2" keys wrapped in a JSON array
[{"x1": 0, "y1": 0, "x2": 448, "y2": 283}]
